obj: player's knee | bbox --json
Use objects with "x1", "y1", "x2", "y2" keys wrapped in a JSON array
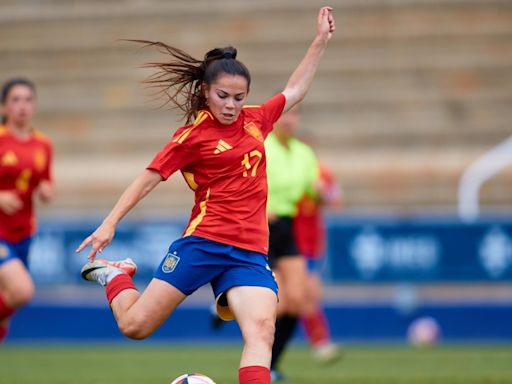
[
  {"x1": 245, "y1": 316, "x2": 275, "y2": 348},
  {"x1": 286, "y1": 291, "x2": 305, "y2": 315},
  {"x1": 118, "y1": 315, "x2": 152, "y2": 340},
  {"x1": 6, "y1": 281, "x2": 34, "y2": 308}
]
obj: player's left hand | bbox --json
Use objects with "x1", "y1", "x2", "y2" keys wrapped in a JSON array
[
  {"x1": 317, "y1": 6, "x2": 335, "y2": 42},
  {"x1": 76, "y1": 221, "x2": 116, "y2": 261},
  {"x1": 36, "y1": 180, "x2": 54, "y2": 203}
]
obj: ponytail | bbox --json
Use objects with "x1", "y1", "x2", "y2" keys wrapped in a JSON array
[{"x1": 127, "y1": 40, "x2": 250, "y2": 124}]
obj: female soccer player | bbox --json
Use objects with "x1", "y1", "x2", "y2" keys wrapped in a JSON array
[
  {"x1": 0, "y1": 78, "x2": 54, "y2": 343},
  {"x1": 77, "y1": 7, "x2": 335, "y2": 384}
]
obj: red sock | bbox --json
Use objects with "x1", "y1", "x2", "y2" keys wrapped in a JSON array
[
  {"x1": 0, "y1": 324, "x2": 8, "y2": 343},
  {"x1": 302, "y1": 308, "x2": 331, "y2": 347},
  {"x1": 106, "y1": 274, "x2": 137, "y2": 304},
  {"x1": 0, "y1": 294, "x2": 15, "y2": 322},
  {"x1": 239, "y1": 366, "x2": 270, "y2": 384}
]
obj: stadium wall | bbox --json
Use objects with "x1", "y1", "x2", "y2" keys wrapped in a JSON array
[
  {"x1": 6, "y1": 216, "x2": 512, "y2": 343},
  {"x1": 9, "y1": 301, "x2": 512, "y2": 343}
]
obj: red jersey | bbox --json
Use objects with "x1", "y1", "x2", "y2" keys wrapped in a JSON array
[
  {"x1": 293, "y1": 194, "x2": 325, "y2": 259},
  {"x1": 0, "y1": 126, "x2": 53, "y2": 242},
  {"x1": 148, "y1": 93, "x2": 286, "y2": 254}
]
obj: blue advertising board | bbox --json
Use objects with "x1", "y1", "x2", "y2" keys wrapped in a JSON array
[
  {"x1": 326, "y1": 216, "x2": 512, "y2": 282},
  {"x1": 28, "y1": 216, "x2": 512, "y2": 284},
  {"x1": 29, "y1": 218, "x2": 186, "y2": 285}
]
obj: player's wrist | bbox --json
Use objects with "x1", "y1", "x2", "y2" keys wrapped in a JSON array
[
  {"x1": 312, "y1": 35, "x2": 329, "y2": 49},
  {"x1": 102, "y1": 218, "x2": 118, "y2": 228}
]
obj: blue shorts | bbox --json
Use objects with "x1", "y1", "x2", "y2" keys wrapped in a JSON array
[
  {"x1": 0, "y1": 237, "x2": 32, "y2": 268},
  {"x1": 306, "y1": 258, "x2": 318, "y2": 273},
  {"x1": 154, "y1": 236, "x2": 278, "y2": 321}
]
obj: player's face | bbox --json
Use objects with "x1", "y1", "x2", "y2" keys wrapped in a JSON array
[
  {"x1": 2, "y1": 85, "x2": 36, "y2": 127},
  {"x1": 204, "y1": 74, "x2": 248, "y2": 125}
]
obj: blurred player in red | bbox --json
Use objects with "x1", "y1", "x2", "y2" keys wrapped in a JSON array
[
  {"x1": 293, "y1": 163, "x2": 342, "y2": 363},
  {"x1": 77, "y1": 8, "x2": 335, "y2": 384},
  {"x1": 0, "y1": 78, "x2": 54, "y2": 343}
]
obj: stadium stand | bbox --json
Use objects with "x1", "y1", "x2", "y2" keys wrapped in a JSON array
[{"x1": 0, "y1": 0, "x2": 511, "y2": 213}]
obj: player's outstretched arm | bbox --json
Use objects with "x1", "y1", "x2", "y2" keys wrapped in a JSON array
[
  {"x1": 76, "y1": 169, "x2": 162, "y2": 260},
  {"x1": 282, "y1": 6, "x2": 335, "y2": 112}
]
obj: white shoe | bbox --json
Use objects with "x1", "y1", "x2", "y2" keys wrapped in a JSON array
[
  {"x1": 80, "y1": 258, "x2": 137, "y2": 286},
  {"x1": 313, "y1": 342, "x2": 342, "y2": 364}
]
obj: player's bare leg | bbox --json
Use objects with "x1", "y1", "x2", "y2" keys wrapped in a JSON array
[
  {"x1": 110, "y1": 278, "x2": 186, "y2": 339},
  {"x1": 229, "y1": 286, "x2": 277, "y2": 367},
  {"x1": 302, "y1": 271, "x2": 341, "y2": 363},
  {"x1": 81, "y1": 259, "x2": 186, "y2": 339},
  {"x1": 228, "y1": 286, "x2": 277, "y2": 383},
  {"x1": 303, "y1": 270, "x2": 322, "y2": 316},
  {"x1": 0, "y1": 260, "x2": 34, "y2": 342},
  {"x1": 274, "y1": 256, "x2": 307, "y2": 315},
  {"x1": 0, "y1": 259, "x2": 35, "y2": 310}
]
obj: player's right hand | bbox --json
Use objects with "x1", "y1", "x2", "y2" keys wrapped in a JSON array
[
  {"x1": 0, "y1": 191, "x2": 23, "y2": 215},
  {"x1": 75, "y1": 221, "x2": 116, "y2": 261}
]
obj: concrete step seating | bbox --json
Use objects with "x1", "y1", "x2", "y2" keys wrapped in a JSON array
[{"x1": 1, "y1": 0, "x2": 511, "y2": 211}]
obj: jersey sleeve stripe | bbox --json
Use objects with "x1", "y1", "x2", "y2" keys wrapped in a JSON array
[
  {"x1": 173, "y1": 127, "x2": 193, "y2": 144},
  {"x1": 172, "y1": 110, "x2": 212, "y2": 144}
]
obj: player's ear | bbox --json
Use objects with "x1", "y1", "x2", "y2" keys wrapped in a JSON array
[{"x1": 202, "y1": 83, "x2": 209, "y2": 101}]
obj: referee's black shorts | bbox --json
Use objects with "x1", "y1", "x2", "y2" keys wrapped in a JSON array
[{"x1": 268, "y1": 216, "x2": 300, "y2": 267}]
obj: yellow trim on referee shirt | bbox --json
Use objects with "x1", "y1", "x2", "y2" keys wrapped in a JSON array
[{"x1": 184, "y1": 188, "x2": 210, "y2": 236}]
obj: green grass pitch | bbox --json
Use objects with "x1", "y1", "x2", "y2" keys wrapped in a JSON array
[{"x1": 1, "y1": 344, "x2": 512, "y2": 384}]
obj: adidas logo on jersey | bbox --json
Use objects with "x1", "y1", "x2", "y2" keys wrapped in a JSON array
[
  {"x1": 214, "y1": 139, "x2": 233, "y2": 154},
  {"x1": 1, "y1": 151, "x2": 18, "y2": 166}
]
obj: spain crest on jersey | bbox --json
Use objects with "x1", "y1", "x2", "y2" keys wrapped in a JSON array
[
  {"x1": 162, "y1": 251, "x2": 180, "y2": 273},
  {"x1": 34, "y1": 149, "x2": 47, "y2": 171},
  {"x1": 244, "y1": 122, "x2": 264, "y2": 142}
]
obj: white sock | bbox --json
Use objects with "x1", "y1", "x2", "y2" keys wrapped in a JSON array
[{"x1": 105, "y1": 269, "x2": 124, "y2": 286}]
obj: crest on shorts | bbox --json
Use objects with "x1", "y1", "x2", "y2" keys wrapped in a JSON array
[{"x1": 162, "y1": 251, "x2": 180, "y2": 273}]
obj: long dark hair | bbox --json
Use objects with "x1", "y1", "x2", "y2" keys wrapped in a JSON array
[
  {"x1": 128, "y1": 40, "x2": 251, "y2": 124},
  {"x1": 1, "y1": 78, "x2": 36, "y2": 125}
]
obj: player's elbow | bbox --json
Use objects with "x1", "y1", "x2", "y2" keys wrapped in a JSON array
[{"x1": 282, "y1": 87, "x2": 306, "y2": 110}]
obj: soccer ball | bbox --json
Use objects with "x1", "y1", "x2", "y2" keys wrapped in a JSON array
[
  {"x1": 407, "y1": 316, "x2": 441, "y2": 347},
  {"x1": 170, "y1": 373, "x2": 216, "y2": 384}
]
